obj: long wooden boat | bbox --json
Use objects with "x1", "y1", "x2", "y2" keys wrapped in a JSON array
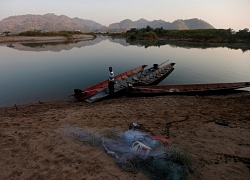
[
  {"x1": 84, "y1": 62, "x2": 175, "y2": 103},
  {"x1": 73, "y1": 64, "x2": 147, "y2": 101},
  {"x1": 127, "y1": 82, "x2": 250, "y2": 96},
  {"x1": 134, "y1": 62, "x2": 175, "y2": 86}
]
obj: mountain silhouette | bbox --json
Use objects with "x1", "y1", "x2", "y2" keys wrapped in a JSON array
[{"x1": 0, "y1": 13, "x2": 214, "y2": 34}]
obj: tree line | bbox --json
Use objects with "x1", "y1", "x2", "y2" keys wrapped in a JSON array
[
  {"x1": 123, "y1": 26, "x2": 250, "y2": 42},
  {"x1": 18, "y1": 30, "x2": 84, "y2": 37}
]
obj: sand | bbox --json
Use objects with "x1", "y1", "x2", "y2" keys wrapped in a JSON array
[{"x1": 0, "y1": 93, "x2": 250, "y2": 180}]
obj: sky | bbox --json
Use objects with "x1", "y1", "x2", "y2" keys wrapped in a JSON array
[{"x1": 0, "y1": 0, "x2": 249, "y2": 31}]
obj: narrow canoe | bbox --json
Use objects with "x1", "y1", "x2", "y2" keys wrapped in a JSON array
[
  {"x1": 127, "y1": 82, "x2": 250, "y2": 96},
  {"x1": 73, "y1": 64, "x2": 147, "y2": 101}
]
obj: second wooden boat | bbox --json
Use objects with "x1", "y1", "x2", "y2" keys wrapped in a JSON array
[{"x1": 127, "y1": 82, "x2": 250, "y2": 96}]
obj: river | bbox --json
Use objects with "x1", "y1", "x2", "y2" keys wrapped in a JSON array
[{"x1": 0, "y1": 36, "x2": 250, "y2": 107}]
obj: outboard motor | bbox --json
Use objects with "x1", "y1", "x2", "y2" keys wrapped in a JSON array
[
  {"x1": 153, "y1": 64, "x2": 158, "y2": 69},
  {"x1": 74, "y1": 89, "x2": 82, "y2": 95}
]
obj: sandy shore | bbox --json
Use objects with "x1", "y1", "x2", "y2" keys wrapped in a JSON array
[
  {"x1": 0, "y1": 34, "x2": 95, "y2": 43},
  {"x1": 0, "y1": 93, "x2": 250, "y2": 180}
]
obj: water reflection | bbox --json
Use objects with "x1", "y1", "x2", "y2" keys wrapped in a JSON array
[
  {"x1": 5, "y1": 36, "x2": 250, "y2": 53},
  {"x1": 125, "y1": 39, "x2": 250, "y2": 52},
  {"x1": 0, "y1": 36, "x2": 249, "y2": 107},
  {"x1": 6, "y1": 37, "x2": 103, "y2": 52}
]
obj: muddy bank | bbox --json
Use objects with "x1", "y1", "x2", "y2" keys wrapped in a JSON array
[{"x1": 0, "y1": 93, "x2": 250, "y2": 179}]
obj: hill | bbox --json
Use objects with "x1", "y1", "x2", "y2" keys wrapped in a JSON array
[
  {"x1": 0, "y1": 13, "x2": 104, "y2": 34},
  {"x1": 108, "y1": 18, "x2": 214, "y2": 31},
  {"x1": 0, "y1": 13, "x2": 215, "y2": 34}
]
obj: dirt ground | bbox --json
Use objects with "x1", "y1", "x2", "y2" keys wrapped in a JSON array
[{"x1": 0, "y1": 92, "x2": 250, "y2": 180}]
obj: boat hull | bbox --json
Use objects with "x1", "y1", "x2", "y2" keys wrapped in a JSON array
[
  {"x1": 85, "y1": 62, "x2": 175, "y2": 103},
  {"x1": 135, "y1": 64, "x2": 175, "y2": 86},
  {"x1": 73, "y1": 64, "x2": 147, "y2": 101},
  {"x1": 127, "y1": 82, "x2": 250, "y2": 96}
]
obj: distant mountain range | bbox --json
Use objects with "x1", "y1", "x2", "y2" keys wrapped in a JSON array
[
  {"x1": 0, "y1": 13, "x2": 214, "y2": 34},
  {"x1": 108, "y1": 18, "x2": 214, "y2": 31}
]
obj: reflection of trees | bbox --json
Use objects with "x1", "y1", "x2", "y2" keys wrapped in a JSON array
[
  {"x1": 8, "y1": 37, "x2": 103, "y2": 52},
  {"x1": 126, "y1": 39, "x2": 159, "y2": 48},
  {"x1": 7, "y1": 36, "x2": 250, "y2": 53},
  {"x1": 126, "y1": 39, "x2": 250, "y2": 52},
  {"x1": 21, "y1": 41, "x2": 76, "y2": 48}
]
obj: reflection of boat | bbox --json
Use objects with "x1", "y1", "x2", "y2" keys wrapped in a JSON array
[
  {"x1": 127, "y1": 82, "x2": 250, "y2": 96},
  {"x1": 73, "y1": 65, "x2": 147, "y2": 101},
  {"x1": 84, "y1": 62, "x2": 175, "y2": 103}
]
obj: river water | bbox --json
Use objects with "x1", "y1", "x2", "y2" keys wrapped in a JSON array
[{"x1": 0, "y1": 36, "x2": 250, "y2": 107}]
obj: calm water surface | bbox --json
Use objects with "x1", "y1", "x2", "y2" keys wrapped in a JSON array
[{"x1": 0, "y1": 36, "x2": 250, "y2": 107}]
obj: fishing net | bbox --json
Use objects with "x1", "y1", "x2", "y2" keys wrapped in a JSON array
[{"x1": 63, "y1": 125, "x2": 191, "y2": 180}]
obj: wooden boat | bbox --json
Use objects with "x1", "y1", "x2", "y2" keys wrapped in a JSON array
[
  {"x1": 73, "y1": 64, "x2": 147, "y2": 101},
  {"x1": 127, "y1": 82, "x2": 250, "y2": 96},
  {"x1": 84, "y1": 62, "x2": 175, "y2": 103},
  {"x1": 133, "y1": 62, "x2": 175, "y2": 86}
]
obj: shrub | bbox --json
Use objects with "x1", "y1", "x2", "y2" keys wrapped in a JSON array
[{"x1": 142, "y1": 31, "x2": 158, "y2": 39}]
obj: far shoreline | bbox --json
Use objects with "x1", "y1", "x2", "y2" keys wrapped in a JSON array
[{"x1": 0, "y1": 34, "x2": 95, "y2": 43}]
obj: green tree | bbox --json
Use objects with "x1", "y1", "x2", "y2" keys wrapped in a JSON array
[
  {"x1": 142, "y1": 31, "x2": 158, "y2": 39},
  {"x1": 145, "y1": 25, "x2": 154, "y2": 32}
]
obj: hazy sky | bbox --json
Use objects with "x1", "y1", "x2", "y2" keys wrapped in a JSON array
[{"x1": 0, "y1": 0, "x2": 249, "y2": 31}]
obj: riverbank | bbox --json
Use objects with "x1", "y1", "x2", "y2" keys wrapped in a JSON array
[
  {"x1": 1, "y1": 93, "x2": 250, "y2": 179},
  {"x1": 0, "y1": 34, "x2": 95, "y2": 43}
]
